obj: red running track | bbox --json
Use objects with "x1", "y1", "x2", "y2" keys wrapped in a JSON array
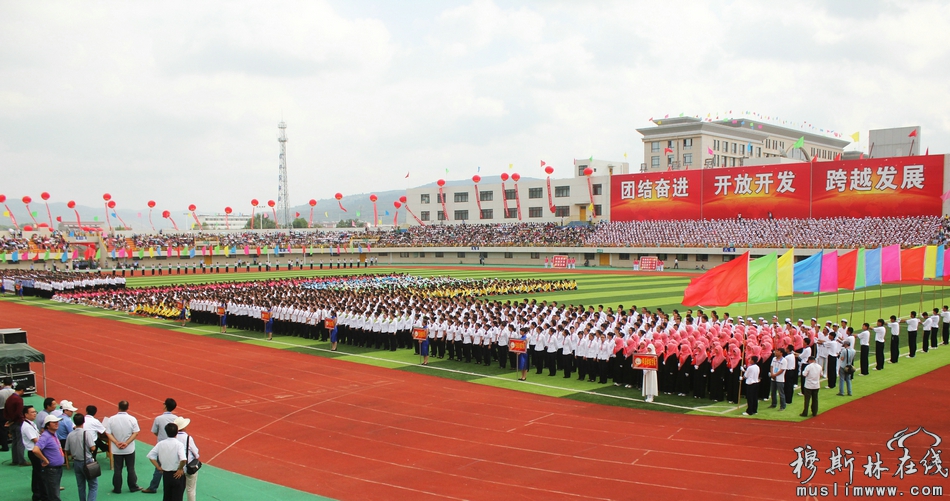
[{"x1": 5, "y1": 299, "x2": 948, "y2": 501}]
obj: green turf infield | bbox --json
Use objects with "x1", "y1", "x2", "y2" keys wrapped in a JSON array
[{"x1": 4, "y1": 264, "x2": 950, "y2": 423}]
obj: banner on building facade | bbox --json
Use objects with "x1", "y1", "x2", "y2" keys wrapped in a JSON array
[{"x1": 610, "y1": 156, "x2": 945, "y2": 220}]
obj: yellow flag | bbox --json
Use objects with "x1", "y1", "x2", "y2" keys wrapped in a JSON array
[
  {"x1": 508, "y1": 163, "x2": 513, "y2": 169},
  {"x1": 2, "y1": 211, "x2": 8, "y2": 217},
  {"x1": 924, "y1": 245, "x2": 938, "y2": 279},
  {"x1": 850, "y1": 131, "x2": 860, "y2": 143},
  {"x1": 777, "y1": 248, "x2": 794, "y2": 297},
  {"x1": 148, "y1": 247, "x2": 155, "y2": 257},
  {"x1": 623, "y1": 152, "x2": 627, "y2": 158}
]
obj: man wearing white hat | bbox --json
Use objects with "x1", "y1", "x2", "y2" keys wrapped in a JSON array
[
  {"x1": 173, "y1": 417, "x2": 200, "y2": 501},
  {"x1": 34, "y1": 414, "x2": 66, "y2": 501},
  {"x1": 55, "y1": 400, "x2": 78, "y2": 448}
]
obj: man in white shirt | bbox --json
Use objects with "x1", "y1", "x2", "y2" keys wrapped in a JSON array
[
  {"x1": 741, "y1": 357, "x2": 760, "y2": 416},
  {"x1": 887, "y1": 316, "x2": 901, "y2": 364},
  {"x1": 800, "y1": 356, "x2": 822, "y2": 417},
  {"x1": 142, "y1": 398, "x2": 179, "y2": 494},
  {"x1": 769, "y1": 348, "x2": 787, "y2": 411},
  {"x1": 941, "y1": 306, "x2": 950, "y2": 346},
  {"x1": 905, "y1": 311, "x2": 920, "y2": 358},
  {"x1": 105, "y1": 400, "x2": 142, "y2": 493},
  {"x1": 147, "y1": 423, "x2": 186, "y2": 501},
  {"x1": 872, "y1": 319, "x2": 887, "y2": 371}
]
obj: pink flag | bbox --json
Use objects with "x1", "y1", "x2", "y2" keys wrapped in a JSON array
[
  {"x1": 367, "y1": 242, "x2": 372, "y2": 252},
  {"x1": 819, "y1": 251, "x2": 838, "y2": 292},
  {"x1": 72, "y1": 249, "x2": 79, "y2": 260},
  {"x1": 944, "y1": 248, "x2": 950, "y2": 281},
  {"x1": 244, "y1": 245, "x2": 250, "y2": 255},
  {"x1": 881, "y1": 244, "x2": 901, "y2": 283},
  {"x1": 707, "y1": 147, "x2": 714, "y2": 155},
  {"x1": 940, "y1": 189, "x2": 950, "y2": 202},
  {"x1": 167, "y1": 247, "x2": 172, "y2": 257}
]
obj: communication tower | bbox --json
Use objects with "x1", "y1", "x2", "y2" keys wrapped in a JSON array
[{"x1": 277, "y1": 121, "x2": 291, "y2": 228}]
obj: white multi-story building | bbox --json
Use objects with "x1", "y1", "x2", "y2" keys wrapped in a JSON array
[
  {"x1": 403, "y1": 159, "x2": 628, "y2": 225},
  {"x1": 197, "y1": 213, "x2": 252, "y2": 230},
  {"x1": 637, "y1": 116, "x2": 850, "y2": 172}
]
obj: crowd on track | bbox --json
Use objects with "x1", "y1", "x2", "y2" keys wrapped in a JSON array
[
  {"x1": 2, "y1": 385, "x2": 202, "y2": 501},
  {"x1": 3, "y1": 269, "x2": 944, "y2": 421},
  {"x1": 5, "y1": 215, "x2": 949, "y2": 253}
]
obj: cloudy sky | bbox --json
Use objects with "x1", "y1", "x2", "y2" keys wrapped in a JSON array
[{"x1": 2, "y1": 0, "x2": 949, "y2": 216}]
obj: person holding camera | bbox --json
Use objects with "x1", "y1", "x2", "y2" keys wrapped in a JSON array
[{"x1": 837, "y1": 340, "x2": 856, "y2": 397}]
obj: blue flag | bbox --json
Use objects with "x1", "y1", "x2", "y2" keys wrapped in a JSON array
[
  {"x1": 189, "y1": 247, "x2": 196, "y2": 258},
  {"x1": 793, "y1": 252, "x2": 823, "y2": 293},
  {"x1": 61, "y1": 251, "x2": 68, "y2": 263},
  {"x1": 274, "y1": 246, "x2": 280, "y2": 255},
  {"x1": 11, "y1": 251, "x2": 18, "y2": 261},
  {"x1": 865, "y1": 247, "x2": 882, "y2": 286}
]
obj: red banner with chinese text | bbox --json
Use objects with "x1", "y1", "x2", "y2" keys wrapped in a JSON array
[
  {"x1": 610, "y1": 170, "x2": 703, "y2": 220},
  {"x1": 508, "y1": 339, "x2": 528, "y2": 353},
  {"x1": 810, "y1": 156, "x2": 944, "y2": 218},
  {"x1": 701, "y1": 163, "x2": 811, "y2": 219},
  {"x1": 632, "y1": 354, "x2": 658, "y2": 370}
]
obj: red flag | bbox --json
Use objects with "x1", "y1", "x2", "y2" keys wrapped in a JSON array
[
  {"x1": 859, "y1": 153, "x2": 864, "y2": 159},
  {"x1": 908, "y1": 129, "x2": 918, "y2": 137},
  {"x1": 900, "y1": 247, "x2": 926, "y2": 281},
  {"x1": 834, "y1": 153, "x2": 841, "y2": 161},
  {"x1": 405, "y1": 172, "x2": 410, "y2": 178},
  {"x1": 837, "y1": 250, "x2": 857, "y2": 290},
  {"x1": 664, "y1": 147, "x2": 673, "y2": 154},
  {"x1": 811, "y1": 155, "x2": 818, "y2": 162},
  {"x1": 925, "y1": 147, "x2": 929, "y2": 155},
  {"x1": 682, "y1": 253, "x2": 750, "y2": 306}
]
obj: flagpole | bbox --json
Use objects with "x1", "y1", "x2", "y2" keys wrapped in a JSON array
[
  {"x1": 919, "y1": 284, "x2": 924, "y2": 316},
  {"x1": 815, "y1": 292, "x2": 821, "y2": 320}
]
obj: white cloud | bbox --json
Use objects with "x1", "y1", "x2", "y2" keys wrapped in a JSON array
[{"x1": 0, "y1": 0, "x2": 948, "y2": 216}]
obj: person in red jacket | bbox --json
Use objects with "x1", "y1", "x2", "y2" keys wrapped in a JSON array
[{"x1": 3, "y1": 382, "x2": 27, "y2": 465}]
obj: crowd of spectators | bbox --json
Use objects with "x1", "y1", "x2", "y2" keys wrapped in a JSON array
[
  {"x1": 585, "y1": 216, "x2": 945, "y2": 249},
  {"x1": 5, "y1": 216, "x2": 950, "y2": 253}
]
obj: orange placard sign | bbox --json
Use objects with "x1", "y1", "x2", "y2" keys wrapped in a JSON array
[
  {"x1": 217, "y1": 307, "x2": 225, "y2": 315},
  {"x1": 324, "y1": 318, "x2": 336, "y2": 329},
  {"x1": 412, "y1": 328, "x2": 428, "y2": 340},
  {"x1": 632, "y1": 354, "x2": 658, "y2": 371},
  {"x1": 261, "y1": 311, "x2": 271, "y2": 321},
  {"x1": 508, "y1": 339, "x2": 528, "y2": 353}
]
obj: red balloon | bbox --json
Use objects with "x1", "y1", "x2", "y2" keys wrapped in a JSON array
[
  {"x1": 472, "y1": 175, "x2": 481, "y2": 183},
  {"x1": 544, "y1": 166, "x2": 554, "y2": 175},
  {"x1": 267, "y1": 200, "x2": 275, "y2": 207},
  {"x1": 37, "y1": 223, "x2": 48, "y2": 228},
  {"x1": 22, "y1": 196, "x2": 31, "y2": 204},
  {"x1": 224, "y1": 206, "x2": 232, "y2": 214},
  {"x1": 0, "y1": 194, "x2": 5, "y2": 203},
  {"x1": 399, "y1": 196, "x2": 407, "y2": 203},
  {"x1": 369, "y1": 194, "x2": 378, "y2": 202},
  {"x1": 67, "y1": 200, "x2": 75, "y2": 209},
  {"x1": 583, "y1": 167, "x2": 593, "y2": 176},
  {"x1": 188, "y1": 204, "x2": 196, "y2": 212},
  {"x1": 393, "y1": 201, "x2": 402, "y2": 209},
  {"x1": 251, "y1": 199, "x2": 259, "y2": 206},
  {"x1": 147, "y1": 200, "x2": 156, "y2": 208},
  {"x1": 500, "y1": 173, "x2": 509, "y2": 181},
  {"x1": 103, "y1": 193, "x2": 111, "y2": 201},
  {"x1": 162, "y1": 210, "x2": 170, "y2": 218},
  {"x1": 56, "y1": 216, "x2": 62, "y2": 222},
  {"x1": 334, "y1": 193, "x2": 343, "y2": 201},
  {"x1": 40, "y1": 192, "x2": 50, "y2": 201},
  {"x1": 308, "y1": 199, "x2": 317, "y2": 207},
  {"x1": 437, "y1": 179, "x2": 445, "y2": 187},
  {"x1": 511, "y1": 173, "x2": 520, "y2": 182},
  {"x1": 107, "y1": 200, "x2": 116, "y2": 208},
  {"x1": 23, "y1": 225, "x2": 33, "y2": 231}
]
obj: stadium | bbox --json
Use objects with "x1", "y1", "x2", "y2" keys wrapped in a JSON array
[{"x1": 3, "y1": 3, "x2": 950, "y2": 501}]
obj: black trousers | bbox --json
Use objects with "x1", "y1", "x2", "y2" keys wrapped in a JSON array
[
  {"x1": 875, "y1": 341, "x2": 885, "y2": 370},
  {"x1": 802, "y1": 387, "x2": 819, "y2": 416},
  {"x1": 931, "y1": 327, "x2": 939, "y2": 348},
  {"x1": 908, "y1": 330, "x2": 918, "y2": 357},
  {"x1": 548, "y1": 352, "x2": 559, "y2": 376},
  {"x1": 561, "y1": 353, "x2": 573, "y2": 377},
  {"x1": 826, "y1": 356, "x2": 838, "y2": 389},
  {"x1": 29, "y1": 451, "x2": 46, "y2": 501},
  {"x1": 745, "y1": 383, "x2": 759, "y2": 415},
  {"x1": 162, "y1": 470, "x2": 186, "y2": 501},
  {"x1": 890, "y1": 335, "x2": 900, "y2": 363},
  {"x1": 860, "y1": 345, "x2": 870, "y2": 375},
  {"x1": 498, "y1": 345, "x2": 509, "y2": 368},
  {"x1": 944, "y1": 323, "x2": 949, "y2": 345},
  {"x1": 113, "y1": 452, "x2": 138, "y2": 493}
]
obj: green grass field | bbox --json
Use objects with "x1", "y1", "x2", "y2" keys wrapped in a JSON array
[{"x1": 6, "y1": 264, "x2": 950, "y2": 422}]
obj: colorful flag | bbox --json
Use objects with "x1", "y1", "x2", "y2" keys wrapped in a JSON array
[
  {"x1": 854, "y1": 248, "x2": 866, "y2": 289},
  {"x1": 900, "y1": 246, "x2": 926, "y2": 281},
  {"x1": 819, "y1": 251, "x2": 838, "y2": 292},
  {"x1": 138, "y1": 248, "x2": 144, "y2": 259},
  {"x1": 837, "y1": 250, "x2": 857, "y2": 290},
  {"x1": 44, "y1": 249, "x2": 50, "y2": 260},
  {"x1": 793, "y1": 252, "x2": 822, "y2": 293},
  {"x1": 924, "y1": 245, "x2": 938, "y2": 279},
  {"x1": 682, "y1": 252, "x2": 749, "y2": 306},
  {"x1": 748, "y1": 252, "x2": 778, "y2": 303},
  {"x1": 777, "y1": 249, "x2": 795, "y2": 297},
  {"x1": 12, "y1": 251, "x2": 19, "y2": 261},
  {"x1": 881, "y1": 245, "x2": 901, "y2": 283},
  {"x1": 850, "y1": 131, "x2": 860, "y2": 143},
  {"x1": 189, "y1": 247, "x2": 196, "y2": 258},
  {"x1": 792, "y1": 137, "x2": 804, "y2": 149},
  {"x1": 936, "y1": 247, "x2": 944, "y2": 279}
]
